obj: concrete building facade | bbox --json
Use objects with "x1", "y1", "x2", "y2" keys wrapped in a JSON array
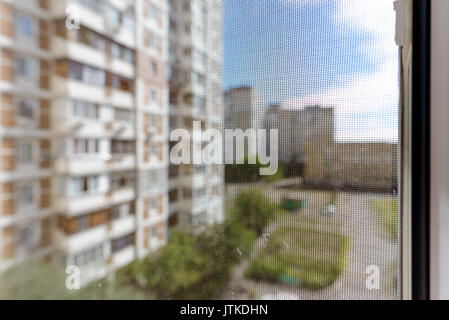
[
  {"x1": 167, "y1": 0, "x2": 223, "y2": 230},
  {"x1": 223, "y1": 86, "x2": 266, "y2": 160},
  {"x1": 264, "y1": 104, "x2": 334, "y2": 165},
  {"x1": 0, "y1": 0, "x2": 172, "y2": 285}
]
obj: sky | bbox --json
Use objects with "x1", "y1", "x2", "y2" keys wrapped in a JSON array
[{"x1": 223, "y1": 0, "x2": 399, "y2": 142}]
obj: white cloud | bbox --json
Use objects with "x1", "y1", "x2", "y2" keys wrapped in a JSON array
[{"x1": 282, "y1": 0, "x2": 399, "y2": 142}]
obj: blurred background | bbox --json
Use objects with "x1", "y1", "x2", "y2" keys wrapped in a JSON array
[{"x1": 0, "y1": 0, "x2": 400, "y2": 300}]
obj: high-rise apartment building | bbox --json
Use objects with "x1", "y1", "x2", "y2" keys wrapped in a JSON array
[
  {"x1": 264, "y1": 104, "x2": 334, "y2": 164},
  {"x1": 167, "y1": 0, "x2": 223, "y2": 229},
  {"x1": 0, "y1": 0, "x2": 54, "y2": 274},
  {"x1": 0, "y1": 0, "x2": 171, "y2": 285},
  {"x1": 224, "y1": 86, "x2": 266, "y2": 160}
]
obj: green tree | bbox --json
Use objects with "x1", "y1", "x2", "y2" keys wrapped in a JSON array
[
  {"x1": 232, "y1": 189, "x2": 278, "y2": 235},
  {"x1": 141, "y1": 232, "x2": 210, "y2": 299}
]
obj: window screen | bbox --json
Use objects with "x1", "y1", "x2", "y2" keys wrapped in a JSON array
[
  {"x1": 221, "y1": 0, "x2": 401, "y2": 300},
  {"x1": 0, "y1": 0, "x2": 401, "y2": 301}
]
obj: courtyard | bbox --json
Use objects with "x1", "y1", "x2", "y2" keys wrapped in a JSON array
[{"x1": 221, "y1": 180, "x2": 400, "y2": 300}]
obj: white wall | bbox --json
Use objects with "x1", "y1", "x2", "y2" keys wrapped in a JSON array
[{"x1": 431, "y1": 0, "x2": 449, "y2": 300}]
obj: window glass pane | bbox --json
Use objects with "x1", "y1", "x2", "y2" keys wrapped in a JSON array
[
  {"x1": 15, "y1": 14, "x2": 34, "y2": 37},
  {"x1": 0, "y1": 0, "x2": 403, "y2": 302},
  {"x1": 220, "y1": 0, "x2": 400, "y2": 300}
]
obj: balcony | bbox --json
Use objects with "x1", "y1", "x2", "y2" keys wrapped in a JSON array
[
  {"x1": 109, "y1": 216, "x2": 136, "y2": 239},
  {"x1": 55, "y1": 193, "x2": 107, "y2": 215},
  {"x1": 52, "y1": 77, "x2": 106, "y2": 103},
  {"x1": 55, "y1": 225, "x2": 108, "y2": 253},
  {"x1": 107, "y1": 154, "x2": 136, "y2": 171},
  {"x1": 52, "y1": 0, "x2": 136, "y2": 49},
  {"x1": 111, "y1": 245, "x2": 135, "y2": 269},
  {"x1": 52, "y1": 38, "x2": 135, "y2": 79},
  {"x1": 52, "y1": 77, "x2": 134, "y2": 109},
  {"x1": 107, "y1": 187, "x2": 135, "y2": 205},
  {"x1": 54, "y1": 156, "x2": 106, "y2": 175},
  {"x1": 108, "y1": 122, "x2": 135, "y2": 139},
  {"x1": 105, "y1": 88, "x2": 134, "y2": 108},
  {"x1": 52, "y1": 116, "x2": 106, "y2": 136}
]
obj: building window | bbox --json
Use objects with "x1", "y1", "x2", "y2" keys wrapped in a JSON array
[
  {"x1": 150, "y1": 143, "x2": 157, "y2": 156},
  {"x1": 150, "y1": 226, "x2": 157, "y2": 240},
  {"x1": 183, "y1": 93, "x2": 193, "y2": 105},
  {"x1": 105, "y1": 5, "x2": 120, "y2": 28},
  {"x1": 15, "y1": 14, "x2": 34, "y2": 37},
  {"x1": 70, "y1": 176, "x2": 99, "y2": 196},
  {"x1": 83, "y1": 65, "x2": 106, "y2": 86},
  {"x1": 71, "y1": 100, "x2": 99, "y2": 119},
  {"x1": 121, "y1": 14, "x2": 135, "y2": 31},
  {"x1": 17, "y1": 141, "x2": 33, "y2": 163},
  {"x1": 72, "y1": 245, "x2": 103, "y2": 267},
  {"x1": 111, "y1": 173, "x2": 135, "y2": 190},
  {"x1": 73, "y1": 138, "x2": 99, "y2": 155},
  {"x1": 150, "y1": 198, "x2": 157, "y2": 211},
  {"x1": 111, "y1": 202, "x2": 135, "y2": 220},
  {"x1": 114, "y1": 109, "x2": 133, "y2": 122},
  {"x1": 150, "y1": 88, "x2": 158, "y2": 102},
  {"x1": 122, "y1": 48, "x2": 134, "y2": 64},
  {"x1": 110, "y1": 42, "x2": 121, "y2": 58},
  {"x1": 18, "y1": 225, "x2": 38, "y2": 249},
  {"x1": 77, "y1": 215, "x2": 89, "y2": 232},
  {"x1": 147, "y1": 2, "x2": 159, "y2": 21},
  {"x1": 17, "y1": 183, "x2": 34, "y2": 207},
  {"x1": 67, "y1": 61, "x2": 105, "y2": 86},
  {"x1": 15, "y1": 56, "x2": 37, "y2": 81},
  {"x1": 17, "y1": 99, "x2": 35, "y2": 122},
  {"x1": 150, "y1": 116, "x2": 157, "y2": 128},
  {"x1": 78, "y1": 25, "x2": 106, "y2": 50},
  {"x1": 111, "y1": 140, "x2": 134, "y2": 154},
  {"x1": 111, "y1": 74, "x2": 133, "y2": 92},
  {"x1": 183, "y1": 188, "x2": 192, "y2": 200},
  {"x1": 150, "y1": 61, "x2": 158, "y2": 76},
  {"x1": 111, "y1": 234, "x2": 133, "y2": 253},
  {"x1": 147, "y1": 31, "x2": 156, "y2": 49}
]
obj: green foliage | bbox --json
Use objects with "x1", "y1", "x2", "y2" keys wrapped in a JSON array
[
  {"x1": 225, "y1": 155, "x2": 284, "y2": 183},
  {"x1": 370, "y1": 198, "x2": 398, "y2": 240},
  {"x1": 139, "y1": 232, "x2": 210, "y2": 299},
  {"x1": 198, "y1": 219, "x2": 256, "y2": 264},
  {"x1": 1, "y1": 189, "x2": 280, "y2": 300},
  {"x1": 122, "y1": 218, "x2": 257, "y2": 300},
  {"x1": 246, "y1": 226, "x2": 349, "y2": 289},
  {"x1": 231, "y1": 189, "x2": 279, "y2": 235},
  {"x1": 0, "y1": 259, "x2": 150, "y2": 300},
  {"x1": 0, "y1": 259, "x2": 75, "y2": 300}
]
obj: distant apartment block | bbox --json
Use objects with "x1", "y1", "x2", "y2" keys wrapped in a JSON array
[
  {"x1": 264, "y1": 104, "x2": 334, "y2": 165},
  {"x1": 167, "y1": 0, "x2": 223, "y2": 229},
  {"x1": 224, "y1": 86, "x2": 266, "y2": 160},
  {"x1": 264, "y1": 104, "x2": 398, "y2": 191},
  {"x1": 304, "y1": 142, "x2": 399, "y2": 192},
  {"x1": 0, "y1": 0, "x2": 172, "y2": 285}
]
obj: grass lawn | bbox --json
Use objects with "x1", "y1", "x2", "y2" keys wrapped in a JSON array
[
  {"x1": 246, "y1": 226, "x2": 349, "y2": 289},
  {"x1": 370, "y1": 198, "x2": 398, "y2": 240}
]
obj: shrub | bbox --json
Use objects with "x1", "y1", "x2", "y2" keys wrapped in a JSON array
[
  {"x1": 129, "y1": 218, "x2": 257, "y2": 300},
  {"x1": 142, "y1": 232, "x2": 210, "y2": 299},
  {"x1": 232, "y1": 189, "x2": 279, "y2": 235}
]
